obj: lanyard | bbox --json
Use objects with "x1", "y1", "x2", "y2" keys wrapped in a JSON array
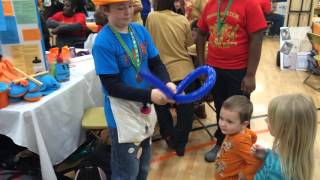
[
  {"x1": 109, "y1": 25, "x2": 141, "y2": 73},
  {"x1": 217, "y1": 0, "x2": 233, "y2": 36}
]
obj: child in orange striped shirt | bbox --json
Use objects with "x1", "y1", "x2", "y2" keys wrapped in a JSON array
[{"x1": 215, "y1": 95, "x2": 262, "y2": 180}]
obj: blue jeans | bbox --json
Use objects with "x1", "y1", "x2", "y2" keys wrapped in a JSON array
[{"x1": 109, "y1": 128, "x2": 151, "y2": 180}]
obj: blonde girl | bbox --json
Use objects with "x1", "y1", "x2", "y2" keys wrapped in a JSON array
[{"x1": 252, "y1": 94, "x2": 317, "y2": 180}]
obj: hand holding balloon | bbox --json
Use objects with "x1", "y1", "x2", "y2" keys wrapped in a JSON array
[
  {"x1": 151, "y1": 89, "x2": 172, "y2": 105},
  {"x1": 140, "y1": 66, "x2": 216, "y2": 104},
  {"x1": 166, "y1": 82, "x2": 177, "y2": 94}
]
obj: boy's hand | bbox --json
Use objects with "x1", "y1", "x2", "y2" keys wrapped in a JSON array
[
  {"x1": 238, "y1": 172, "x2": 247, "y2": 180},
  {"x1": 166, "y1": 82, "x2": 178, "y2": 104},
  {"x1": 251, "y1": 144, "x2": 267, "y2": 160},
  {"x1": 151, "y1": 89, "x2": 173, "y2": 105},
  {"x1": 166, "y1": 82, "x2": 177, "y2": 93}
]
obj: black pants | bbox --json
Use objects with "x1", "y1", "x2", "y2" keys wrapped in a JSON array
[
  {"x1": 211, "y1": 68, "x2": 250, "y2": 145},
  {"x1": 154, "y1": 81, "x2": 195, "y2": 149}
]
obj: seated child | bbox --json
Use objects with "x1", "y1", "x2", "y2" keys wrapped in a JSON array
[
  {"x1": 46, "y1": 0, "x2": 87, "y2": 48},
  {"x1": 94, "y1": 7, "x2": 108, "y2": 32},
  {"x1": 215, "y1": 95, "x2": 262, "y2": 180},
  {"x1": 252, "y1": 94, "x2": 317, "y2": 180},
  {"x1": 84, "y1": 8, "x2": 108, "y2": 51}
]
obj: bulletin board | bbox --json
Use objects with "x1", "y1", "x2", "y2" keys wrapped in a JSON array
[
  {"x1": 286, "y1": 0, "x2": 314, "y2": 27},
  {"x1": 0, "y1": 0, "x2": 46, "y2": 74}
]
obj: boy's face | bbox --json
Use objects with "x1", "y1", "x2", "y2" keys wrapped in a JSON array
[
  {"x1": 219, "y1": 107, "x2": 249, "y2": 135},
  {"x1": 63, "y1": 0, "x2": 74, "y2": 17},
  {"x1": 265, "y1": 117, "x2": 273, "y2": 136},
  {"x1": 191, "y1": 28, "x2": 198, "y2": 42},
  {"x1": 105, "y1": 2, "x2": 133, "y2": 28},
  {"x1": 174, "y1": 0, "x2": 181, "y2": 10},
  {"x1": 94, "y1": 8, "x2": 108, "y2": 26}
]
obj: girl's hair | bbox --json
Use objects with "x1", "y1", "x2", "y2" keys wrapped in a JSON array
[
  {"x1": 153, "y1": 0, "x2": 175, "y2": 11},
  {"x1": 268, "y1": 94, "x2": 317, "y2": 180}
]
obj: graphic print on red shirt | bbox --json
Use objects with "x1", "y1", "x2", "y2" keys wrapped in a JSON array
[{"x1": 197, "y1": 0, "x2": 267, "y2": 69}]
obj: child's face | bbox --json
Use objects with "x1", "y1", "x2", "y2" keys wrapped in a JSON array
[
  {"x1": 63, "y1": 0, "x2": 74, "y2": 17},
  {"x1": 219, "y1": 107, "x2": 248, "y2": 135},
  {"x1": 265, "y1": 117, "x2": 273, "y2": 136},
  {"x1": 191, "y1": 28, "x2": 198, "y2": 42},
  {"x1": 105, "y1": 2, "x2": 133, "y2": 28},
  {"x1": 94, "y1": 9, "x2": 108, "y2": 26},
  {"x1": 174, "y1": 0, "x2": 181, "y2": 10}
]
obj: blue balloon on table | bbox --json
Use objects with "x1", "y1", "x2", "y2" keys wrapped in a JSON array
[{"x1": 140, "y1": 66, "x2": 216, "y2": 104}]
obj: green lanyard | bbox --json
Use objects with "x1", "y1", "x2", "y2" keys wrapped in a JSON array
[
  {"x1": 217, "y1": 0, "x2": 233, "y2": 37},
  {"x1": 109, "y1": 25, "x2": 141, "y2": 74}
]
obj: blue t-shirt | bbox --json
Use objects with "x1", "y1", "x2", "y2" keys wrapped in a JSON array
[
  {"x1": 92, "y1": 23, "x2": 158, "y2": 128},
  {"x1": 254, "y1": 149, "x2": 285, "y2": 180}
]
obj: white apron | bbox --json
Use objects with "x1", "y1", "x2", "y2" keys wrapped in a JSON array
[{"x1": 109, "y1": 96, "x2": 157, "y2": 144}]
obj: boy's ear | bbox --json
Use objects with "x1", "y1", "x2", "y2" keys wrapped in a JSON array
[{"x1": 241, "y1": 120, "x2": 250, "y2": 127}]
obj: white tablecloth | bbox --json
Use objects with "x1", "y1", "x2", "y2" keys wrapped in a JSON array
[
  {"x1": 70, "y1": 55, "x2": 103, "y2": 107},
  {"x1": 0, "y1": 55, "x2": 102, "y2": 180}
]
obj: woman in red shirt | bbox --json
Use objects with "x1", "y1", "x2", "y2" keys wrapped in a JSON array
[{"x1": 46, "y1": 0, "x2": 87, "y2": 48}]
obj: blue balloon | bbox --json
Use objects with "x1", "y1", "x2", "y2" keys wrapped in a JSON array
[
  {"x1": 174, "y1": 66, "x2": 216, "y2": 103},
  {"x1": 139, "y1": 70, "x2": 175, "y2": 99},
  {"x1": 140, "y1": 66, "x2": 216, "y2": 104}
]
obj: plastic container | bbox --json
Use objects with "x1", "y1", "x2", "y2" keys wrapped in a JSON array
[
  {"x1": 32, "y1": 56, "x2": 44, "y2": 73},
  {"x1": 0, "y1": 82, "x2": 9, "y2": 109},
  {"x1": 69, "y1": 47, "x2": 76, "y2": 58}
]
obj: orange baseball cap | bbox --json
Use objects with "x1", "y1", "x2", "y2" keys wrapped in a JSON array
[{"x1": 92, "y1": 0, "x2": 130, "y2": 6}]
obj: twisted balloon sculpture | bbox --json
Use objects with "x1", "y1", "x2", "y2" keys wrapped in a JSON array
[{"x1": 140, "y1": 66, "x2": 216, "y2": 104}]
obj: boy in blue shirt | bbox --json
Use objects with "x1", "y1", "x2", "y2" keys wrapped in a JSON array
[{"x1": 92, "y1": 0, "x2": 176, "y2": 179}]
